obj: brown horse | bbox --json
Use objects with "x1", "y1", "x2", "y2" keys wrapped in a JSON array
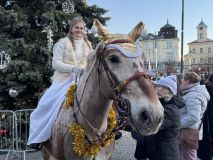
[{"x1": 41, "y1": 19, "x2": 164, "y2": 160}]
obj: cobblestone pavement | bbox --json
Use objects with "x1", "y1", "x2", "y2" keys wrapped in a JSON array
[
  {"x1": 0, "y1": 131, "x2": 137, "y2": 160},
  {"x1": 112, "y1": 131, "x2": 136, "y2": 160},
  {"x1": 0, "y1": 131, "x2": 209, "y2": 160}
]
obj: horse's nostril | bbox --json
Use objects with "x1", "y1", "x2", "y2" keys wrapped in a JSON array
[{"x1": 140, "y1": 110, "x2": 149, "y2": 121}]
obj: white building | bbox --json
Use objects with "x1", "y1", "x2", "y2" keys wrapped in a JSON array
[
  {"x1": 140, "y1": 20, "x2": 180, "y2": 76},
  {"x1": 184, "y1": 20, "x2": 213, "y2": 73}
]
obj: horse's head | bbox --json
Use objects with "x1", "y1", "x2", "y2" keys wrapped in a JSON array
[{"x1": 92, "y1": 19, "x2": 164, "y2": 135}]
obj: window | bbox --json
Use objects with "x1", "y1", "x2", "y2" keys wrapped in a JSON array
[
  {"x1": 167, "y1": 52, "x2": 174, "y2": 61},
  {"x1": 166, "y1": 42, "x2": 172, "y2": 49},
  {"x1": 208, "y1": 47, "x2": 211, "y2": 54},
  {"x1": 191, "y1": 48, "x2": 195, "y2": 54},
  {"x1": 200, "y1": 58, "x2": 204, "y2": 64},
  {"x1": 152, "y1": 43, "x2": 155, "y2": 49},
  {"x1": 145, "y1": 49, "x2": 150, "y2": 53},
  {"x1": 208, "y1": 58, "x2": 213, "y2": 64},
  {"x1": 208, "y1": 58, "x2": 212, "y2": 64},
  {"x1": 200, "y1": 33, "x2": 203, "y2": 39},
  {"x1": 192, "y1": 58, "x2": 195, "y2": 64},
  {"x1": 201, "y1": 48, "x2": 203, "y2": 53}
]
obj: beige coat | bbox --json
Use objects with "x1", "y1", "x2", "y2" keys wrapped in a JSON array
[{"x1": 51, "y1": 37, "x2": 92, "y2": 83}]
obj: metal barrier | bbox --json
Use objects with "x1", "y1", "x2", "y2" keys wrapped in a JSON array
[
  {"x1": 0, "y1": 110, "x2": 15, "y2": 152},
  {"x1": 0, "y1": 109, "x2": 138, "y2": 160},
  {"x1": 15, "y1": 109, "x2": 33, "y2": 151},
  {"x1": 0, "y1": 109, "x2": 35, "y2": 160}
]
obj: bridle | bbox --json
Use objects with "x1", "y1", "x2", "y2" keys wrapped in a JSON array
[
  {"x1": 96, "y1": 39, "x2": 151, "y2": 117},
  {"x1": 74, "y1": 39, "x2": 151, "y2": 146}
]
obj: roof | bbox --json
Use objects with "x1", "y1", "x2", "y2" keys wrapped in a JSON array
[
  {"x1": 140, "y1": 33, "x2": 160, "y2": 40},
  {"x1": 161, "y1": 23, "x2": 174, "y2": 29},
  {"x1": 188, "y1": 38, "x2": 213, "y2": 44},
  {"x1": 160, "y1": 19, "x2": 175, "y2": 30},
  {"x1": 197, "y1": 20, "x2": 207, "y2": 27}
]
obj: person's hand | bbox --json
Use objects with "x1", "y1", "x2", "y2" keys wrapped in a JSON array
[{"x1": 71, "y1": 67, "x2": 83, "y2": 75}]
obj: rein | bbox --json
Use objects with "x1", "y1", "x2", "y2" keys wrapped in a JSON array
[{"x1": 73, "y1": 39, "x2": 151, "y2": 147}]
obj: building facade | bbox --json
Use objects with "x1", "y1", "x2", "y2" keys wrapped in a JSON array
[
  {"x1": 184, "y1": 20, "x2": 213, "y2": 73},
  {"x1": 140, "y1": 20, "x2": 180, "y2": 76}
]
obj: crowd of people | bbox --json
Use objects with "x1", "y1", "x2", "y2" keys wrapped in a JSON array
[
  {"x1": 132, "y1": 72, "x2": 213, "y2": 160},
  {"x1": 26, "y1": 15, "x2": 213, "y2": 160}
]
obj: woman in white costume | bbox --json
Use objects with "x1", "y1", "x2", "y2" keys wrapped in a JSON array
[{"x1": 28, "y1": 16, "x2": 92, "y2": 150}]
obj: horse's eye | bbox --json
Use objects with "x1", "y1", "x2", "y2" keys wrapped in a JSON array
[{"x1": 108, "y1": 55, "x2": 120, "y2": 63}]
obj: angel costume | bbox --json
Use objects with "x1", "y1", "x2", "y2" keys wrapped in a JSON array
[{"x1": 28, "y1": 36, "x2": 92, "y2": 144}]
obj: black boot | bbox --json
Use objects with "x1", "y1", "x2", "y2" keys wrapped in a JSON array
[{"x1": 28, "y1": 143, "x2": 42, "y2": 150}]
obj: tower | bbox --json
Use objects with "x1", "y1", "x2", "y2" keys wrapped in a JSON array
[{"x1": 197, "y1": 19, "x2": 208, "y2": 40}]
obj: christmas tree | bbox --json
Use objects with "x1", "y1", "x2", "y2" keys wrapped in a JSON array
[{"x1": 0, "y1": 0, "x2": 109, "y2": 110}]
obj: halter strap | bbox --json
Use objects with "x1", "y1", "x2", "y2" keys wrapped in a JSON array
[{"x1": 115, "y1": 72, "x2": 151, "y2": 92}]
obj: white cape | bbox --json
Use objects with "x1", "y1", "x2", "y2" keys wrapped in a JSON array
[{"x1": 28, "y1": 75, "x2": 75, "y2": 144}]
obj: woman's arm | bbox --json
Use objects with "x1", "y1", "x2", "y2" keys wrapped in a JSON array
[
  {"x1": 180, "y1": 97, "x2": 201, "y2": 128},
  {"x1": 160, "y1": 105, "x2": 179, "y2": 130},
  {"x1": 52, "y1": 41, "x2": 76, "y2": 73}
]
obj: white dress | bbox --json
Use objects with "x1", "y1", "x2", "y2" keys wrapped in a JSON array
[{"x1": 28, "y1": 36, "x2": 91, "y2": 144}]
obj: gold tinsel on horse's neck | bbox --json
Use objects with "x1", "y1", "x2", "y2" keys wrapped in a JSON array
[{"x1": 65, "y1": 84, "x2": 117, "y2": 158}]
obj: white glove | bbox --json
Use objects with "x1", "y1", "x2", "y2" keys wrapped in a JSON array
[{"x1": 71, "y1": 67, "x2": 83, "y2": 75}]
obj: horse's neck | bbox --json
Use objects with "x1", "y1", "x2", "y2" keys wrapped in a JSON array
[{"x1": 75, "y1": 69, "x2": 112, "y2": 139}]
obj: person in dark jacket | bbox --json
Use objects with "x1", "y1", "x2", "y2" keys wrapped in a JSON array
[
  {"x1": 133, "y1": 75, "x2": 184, "y2": 160},
  {"x1": 197, "y1": 73, "x2": 213, "y2": 160}
]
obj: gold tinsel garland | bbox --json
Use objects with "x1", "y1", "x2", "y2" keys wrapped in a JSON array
[
  {"x1": 65, "y1": 84, "x2": 117, "y2": 158},
  {"x1": 65, "y1": 83, "x2": 77, "y2": 108}
]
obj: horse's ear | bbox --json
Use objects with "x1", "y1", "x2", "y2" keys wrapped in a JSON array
[
  {"x1": 92, "y1": 19, "x2": 112, "y2": 42},
  {"x1": 128, "y1": 21, "x2": 145, "y2": 41},
  {"x1": 141, "y1": 51, "x2": 146, "y2": 65},
  {"x1": 95, "y1": 42, "x2": 105, "y2": 58}
]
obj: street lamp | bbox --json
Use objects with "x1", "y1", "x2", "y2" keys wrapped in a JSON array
[
  {"x1": 154, "y1": 33, "x2": 158, "y2": 78},
  {"x1": 148, "y1": 50, "x2": 151, "y2": 71},
  {"x1": 180, "y1": 0, "x2": 184, "y2": 73},
  {"x1": 155, "y1": 41, "x2": 158, "y2": 70},
  {"x1": 148, "y1": 38, "x2": 152, "y2": 71}
]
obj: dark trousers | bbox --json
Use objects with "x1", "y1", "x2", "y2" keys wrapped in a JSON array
[
  {"x1": 197, "y1": 111, "x2": 213, "y2": 160},
  {"x1": 197, "y1": 139, "x2": 213, "y2": 160},
  {"x1": 134, "y1": 139, "x2": 148, "y2": 160}
]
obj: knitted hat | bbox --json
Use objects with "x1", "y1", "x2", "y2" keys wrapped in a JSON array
[{"x1": 156, "y1": 75, "x2": 177, "y2": 95}]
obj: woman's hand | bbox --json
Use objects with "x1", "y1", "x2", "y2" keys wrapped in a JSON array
[{"x1": 71, "y1": 67, "x2": 83, "y2": 75}]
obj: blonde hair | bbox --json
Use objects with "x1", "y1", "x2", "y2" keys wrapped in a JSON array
[
  {"x1": 184, "y1": 72, "x2": 201, "y2": 84},
  {"x1": 67, "y1": 16, "x2": 92, "y2": 50}
]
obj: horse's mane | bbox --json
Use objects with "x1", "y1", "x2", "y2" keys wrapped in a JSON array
[
  {"x1": 84, "y1": 42, "x2": 104, "y2": 73},
  {"x1": 85, "y1": 50, "x2": 96, "y2": 70}
]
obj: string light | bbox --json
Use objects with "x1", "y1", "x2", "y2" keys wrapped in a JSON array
[
  {"x1": 42, "y1": 26, "x2": 53, "y2": 51},
  {"x1": 0, "y1": 50, "x2": 10, "y2": 70}
]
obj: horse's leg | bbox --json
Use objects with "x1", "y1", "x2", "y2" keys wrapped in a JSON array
[
  {"x1": 41, "y1": 146, "x2": 50, "y2": 160},
  {"x1": 41, "y1": 141, "x2": 58, "y2": 160}
]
